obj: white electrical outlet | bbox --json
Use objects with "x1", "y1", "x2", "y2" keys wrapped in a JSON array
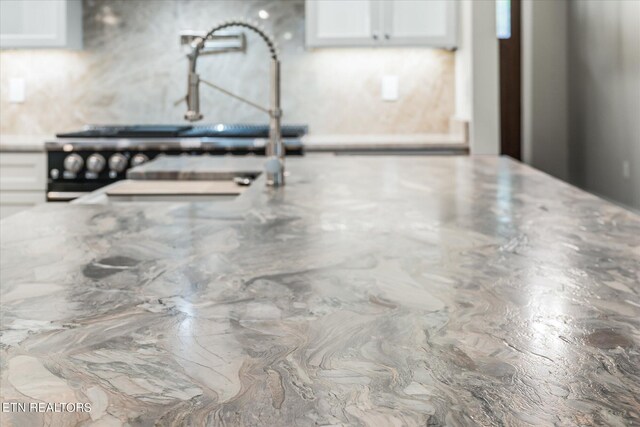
[
  {"x1": 9, "y1": 78, "x2": 26, "y2": 103},
  {"x1": 622, "y1": 160, "x2": 630, "y2": 179},
  {"x1": 381, "y1": 75, "x2": 399, "y2": 101}
]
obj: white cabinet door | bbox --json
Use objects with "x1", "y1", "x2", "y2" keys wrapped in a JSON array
[
  {"x1": 305, "y1": 0, "x2": 458, "y2": 49},
  {"x1": 0, "y1": 0, "x2": 82, "y2": 49},
  {"x1": 306, "y1": 0, "x2": 381, "y2": 47},
  {"x1": 382, "y1": 0, "x2": 457, "y2": 48},
  {"x1": 0, "y1": 153, "x2": 46, "y2": 191},
  {"x1": 0, "y1": 152, "x2": 46, "y2": 218}
]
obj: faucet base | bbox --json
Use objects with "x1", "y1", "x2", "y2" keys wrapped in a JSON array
[
  {"x1": 264, "y1": 156, "x2": 285, "y2": 187},
  {"x1": 266, "y1": 172, "x2": 285, "y2": 187}
]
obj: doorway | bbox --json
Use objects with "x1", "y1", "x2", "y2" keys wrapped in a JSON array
[{"x1": 498, "y1": 0, "x2": 522, "y2": 160}]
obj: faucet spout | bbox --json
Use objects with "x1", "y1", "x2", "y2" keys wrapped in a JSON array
[
  {"x1": 267, "y1": 59, "x2": 284, "y2": 186},
  {"x1": 184, "y1": 20, "x2": 284, "y2": 187}
]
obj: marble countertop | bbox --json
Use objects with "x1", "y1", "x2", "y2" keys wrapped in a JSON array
[
  {"x1": 0, "y1": 133, "x2": 468, "y2": 153},
  {"x1": 302, "y1": 133, "x2": 468, "y2": 152},
  {"x1": 126, "y1": 155, "x2": 265, "y2": 181},
  {"x1": 1, "y1": 156, "x2": 639, "y2": 426}
]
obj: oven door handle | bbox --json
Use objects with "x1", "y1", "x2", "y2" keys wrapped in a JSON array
[{"x1": 47, "y1": 191, "x2": 90, "y2": 202}]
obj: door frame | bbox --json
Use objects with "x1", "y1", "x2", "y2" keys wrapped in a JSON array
[{"x1": 499, "y1": 0, "x2": 522, "y2": 160}]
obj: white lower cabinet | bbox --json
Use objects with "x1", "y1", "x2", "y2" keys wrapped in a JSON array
[{"x1": 0, "y1": 152, "x2": 47, "y2": 219}]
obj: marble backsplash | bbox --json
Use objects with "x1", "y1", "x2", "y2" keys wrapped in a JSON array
[{"x1": 0, "y1": 0, "x2": 455, "y2": 136}]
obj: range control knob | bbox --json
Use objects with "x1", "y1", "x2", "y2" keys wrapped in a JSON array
[
  {"x1": 86, "y1": 154, "x2": 106, "y2": 173},
  {"x1": 63, "y1": 154, "x2": 84, "y2": 174},
  {"x1": 131, "y1": 153, "x2": 149, "y2": 167},
  {"x1": 108, "y1": 153, "x2": 128, "y2": 173}
]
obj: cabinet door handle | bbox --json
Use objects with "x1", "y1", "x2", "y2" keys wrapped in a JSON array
[
  {"x1": 384, "y1": 34, "x2": 390, "y2": 40},
  {"x1": 372, "y1": 33, "x2": 379, "y2": 40}
]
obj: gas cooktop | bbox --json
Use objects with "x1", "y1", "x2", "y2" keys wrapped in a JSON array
[
  {"x1": 47, "y1": 124, "x2": 306, "y2": 202},
  {"x1": 57, "y1": 124, "x2": 308, "y2": 139}
]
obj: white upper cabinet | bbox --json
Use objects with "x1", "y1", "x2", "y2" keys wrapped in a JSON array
[
  {"x1": 306, "y1": 0, "x2": 380, "y2": 46},
  {"x1": 382, "y1": 0, "x2": 457, "y2": 47},
  {"x1": 306, "y1": 0, "x2": 457, "y2": 49},
  {"x1": 0, "y1": 0, "x2": 82, "y2": 49}
]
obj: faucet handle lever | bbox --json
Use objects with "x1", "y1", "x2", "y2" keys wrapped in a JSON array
[
  {"x1": 173, "y1": 95, "x2": 187, "y2": 106},
  {"x1": 199, "y1": 77, "x2": 270, "y2": 114}
]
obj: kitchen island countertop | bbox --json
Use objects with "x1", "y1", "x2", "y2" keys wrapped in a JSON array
[{"x1": 1, "y1": 155, "x2": 639, "y2": 426}]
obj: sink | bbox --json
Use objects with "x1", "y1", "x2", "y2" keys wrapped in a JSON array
[
  {"x1": 127, "y1": 155, "x2": 264, "y2": 181},
  {"x1": 74, "y1": 156, "x2": 262, "y2": 204},
  {"x1": 74, "y1": 179, "x2": 247, "y2": 204}
]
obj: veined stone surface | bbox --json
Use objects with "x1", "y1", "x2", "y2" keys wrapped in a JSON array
[
  {"x1": 0, "y1": 0, "x2": 454, "y2": 136},
  {"x1": 1, "y1": 156, "x2": 639, "y2": 426}
]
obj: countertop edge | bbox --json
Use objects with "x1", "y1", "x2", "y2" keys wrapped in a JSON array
[{"x1": 1, "y1": 133, "x2": 469, "y2": 153}]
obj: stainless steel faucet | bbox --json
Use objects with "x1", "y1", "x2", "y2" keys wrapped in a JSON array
[{"x1": 183, "y1": 20, "x2": 284, "y2": 186}]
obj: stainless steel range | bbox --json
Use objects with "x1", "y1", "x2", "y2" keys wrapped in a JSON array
[{"x1": 45, "y1": 124, "x2": 306, "y2": 201}]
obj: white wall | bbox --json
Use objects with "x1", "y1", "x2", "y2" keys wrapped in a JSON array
[
  {"x1": 523, "y1": 0, "x2": 639, "y2": 210},
  {"x1": 455, "y1": 0, "x2": 500, "y2": 155},
  {"x1": 568, "y1": 0, "x2": 640, "y2": 210},
  {"x1": 454, "y1": 1, "x2": 472, "y2": 121},
  {"x1": 522, "y1": 0, "x2": 569, "y2": 180}
]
